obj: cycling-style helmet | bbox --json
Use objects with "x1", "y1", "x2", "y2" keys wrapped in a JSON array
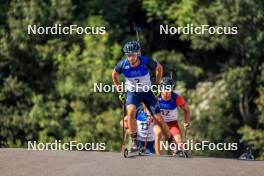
[
  {"x1": 123, "y1": 41, "x2": 140, "y2": 53},
  {"x1": 160, "y1": 77, "x2": 175, "y2": 91}
]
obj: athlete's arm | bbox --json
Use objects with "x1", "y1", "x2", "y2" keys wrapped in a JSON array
[
  {"x1": 112, "y1": 70, "x2": 122, "y2": 92},
  {"x1": 181, "y1": 104, "x2": 190, "y2": 125},
  {"x1": 112, "y1": 61, "x2": 124, "y2": 91},
  {"x1": 176, "y1": 95, "x2": 191, "y2": 124},
  {"x1": 145, "y1": 57, "x2": 163, "y2": 84},
  {"x1": 155, "y1": 63, "x2": 163, "y2": 84}
]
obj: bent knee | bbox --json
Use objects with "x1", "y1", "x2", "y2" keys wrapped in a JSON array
[
  {"x1": 127, "y1": 105, "x2": 137, "y2": 117},
  {"x1": 154, "y1": 125, "x2": 161, "y2": 134},
  {"x1": 155, "y1": 116, "x2": 165, "y2": 124},
  {"x1": 126, "y1": 113, "x2": 136, "y2": 120}
]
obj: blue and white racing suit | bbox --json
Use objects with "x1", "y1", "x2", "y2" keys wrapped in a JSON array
[
  {"x1": 136, "y1": 107, "x2": 155, "y2": 154},
  {"x1": 114, "y1": 55, "x2": 160, "y2": 115}
]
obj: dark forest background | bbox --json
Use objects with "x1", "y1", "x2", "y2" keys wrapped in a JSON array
[{"x1": 0, "y1": 0, "x2": 263, "y2": 159}]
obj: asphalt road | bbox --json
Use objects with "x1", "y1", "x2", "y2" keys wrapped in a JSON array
[{"x1": 0, "y1": 149, "x2": 263, "y2": 176}]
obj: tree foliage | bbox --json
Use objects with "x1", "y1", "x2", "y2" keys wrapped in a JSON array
[{"x1": 0, "y1": 0, "x2": 263, "y2": 159}]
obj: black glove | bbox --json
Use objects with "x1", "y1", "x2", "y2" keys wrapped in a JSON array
[
  {"x1": 152, "y1": 84, "x2": 160, "y2": 97},
  {"x1": 118, "y1": 92, "x2": 126, "y2": 102}
]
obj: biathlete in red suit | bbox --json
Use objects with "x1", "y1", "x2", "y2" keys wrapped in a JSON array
[{"x1": 156, "y1": 77, "x2": 191, "y2": 156}]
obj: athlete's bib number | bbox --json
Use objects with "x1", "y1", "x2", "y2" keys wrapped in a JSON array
[
  {"x1": 134, "y1": 78, "x2": 140, "y2": 83},
  {"x1": 140, "y1": 122, "x2": 148, "y2": 130},
  {"x1": 161, "y1": 110, "x2": 170, "y2": 116}
]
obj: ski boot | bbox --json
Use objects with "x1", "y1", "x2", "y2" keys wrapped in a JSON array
[{"x1": 124, "y1": 140, "x2": 140, "y2": 158}]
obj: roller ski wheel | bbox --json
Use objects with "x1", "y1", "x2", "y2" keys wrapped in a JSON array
[
  {"x1": 173, "y1": 150, "x2": 190, "y2": 158},
  {"x1": 123, "y1": 147, "x2": 140, "y2": 158},
  {"x1": 124, "y1": 148, "x2": 129, "y2": 158}
]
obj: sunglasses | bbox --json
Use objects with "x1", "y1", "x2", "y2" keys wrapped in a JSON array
[{"x1": 126, "y1": 52, "x2": 139, "y2": 57}]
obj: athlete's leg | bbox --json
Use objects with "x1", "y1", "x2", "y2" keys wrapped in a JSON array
[
  {"x1": 138, "y1": 141, "x2": 155, "y2": 154},
  {"x1": 120, "y1": 116, "x2": 129, "y2": 132},
  {"x1": 174, "y1": 134, "x2": 183, "y2": 150},
  {"x1": 154, "y1": 113, "x2": 171, "y2": 139},
  {"x1": 146, "y1": 141, "x2": 155, "y2": 154},
  {"x1": 126, "y1": 92, "x2": 140, "y2": 134},
  {"x1": 126, "y1": 92, "x2": 140, "y2": 151},
  {"x1": 140, "y1": 91, "x2": 172, "y2": 141},
  {"x1": 167, "y1": 120, "x2": 186, "y2": 157},
  {"x1": 120, "y1": 116, "x2": 129, "y2": 151},
  {"x1": 127, "y1": 105, "x2": 137, "y2": 133},
  {"x1": 168, "y1": 121, "x2": 183, "y2": 148},
  {"x1": 173, "y1": 133, "x2": 186, "y2": 157},
  {"x1": 153, "y1": 124, "x2": 163, "y2": 155}
]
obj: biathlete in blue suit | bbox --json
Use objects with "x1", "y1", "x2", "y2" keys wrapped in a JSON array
[
  {"x1": 120, "y1": 103, "x2": 156, "y2": 155},
  {"x1": 112, "y1": 41, "x2": 173, "y2": 152}
]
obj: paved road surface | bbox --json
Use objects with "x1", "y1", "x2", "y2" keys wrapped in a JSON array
[{"x1": 0, "y1": 149, "x2": 263, "y2": 176}]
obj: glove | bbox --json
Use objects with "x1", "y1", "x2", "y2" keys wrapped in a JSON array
[
  {"x1": 183, "y1": 122, "x2": 190, "y2": 130},
  {"x1": 118, "y1": 92, "x2": 126, "y2": 102},
  {"x1": 152, "y1": 84, "x2": 160, "y2": 97}
]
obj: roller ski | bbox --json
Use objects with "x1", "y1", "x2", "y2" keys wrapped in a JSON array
[
  {"x1": 124, "y1": 140, "x2": 141, "y2": 158},
  {"x1": 124, "y1": 142, "x2": 154, "y2": 158},
  {"x1": 124, "y1": 148, "x2": 140, "y2": 158},
  {"x1": 172, "y1": 148, "x2": 190, "y2": 158}
]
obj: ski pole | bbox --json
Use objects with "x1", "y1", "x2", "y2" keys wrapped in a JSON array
[
  {"x1": 144, "y1": 115, "x2": 152, "y2": 154},
  {"x1": 120, "y1": 101, "x2": 127, "y2": 152},
  {"x1": 121, "y1": 129, "x2": 128, "y2": 153},
  {"x1": 169, "y1": 68, "x2": 176, "y2": 80},
  {"x1": 183, "y1": 128, "x2": 188, "y2": 143},
  {"x1": 133, "y1": 22, "x2": 141, "y2": 43}
]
